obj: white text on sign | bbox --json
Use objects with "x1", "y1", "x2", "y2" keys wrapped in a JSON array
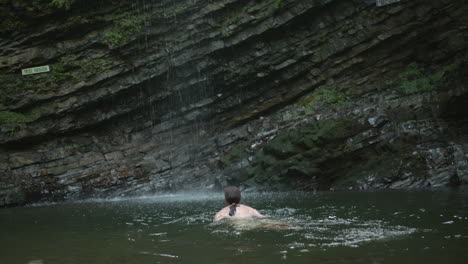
[{"x1": 21, "y1": 65, "x2": 51, "y2": 76}]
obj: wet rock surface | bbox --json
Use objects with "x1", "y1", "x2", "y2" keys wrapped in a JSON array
[{"x1": 1, "y1": 0, "x2": 468, "y2": 206}]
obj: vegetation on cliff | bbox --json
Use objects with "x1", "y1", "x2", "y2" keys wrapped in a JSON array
[
  {"x1": 50, "y1": 0, "x2": 71, "y2": 10},
  {"x1": 103, "y1": 13, "x2": 146, "y2": 48},
  {"x1": 391, "y1": 56, "x2": 466, "y2": 95},
  {"x1": 0, "y1": 111, "x2": 31, "y2": 131}
]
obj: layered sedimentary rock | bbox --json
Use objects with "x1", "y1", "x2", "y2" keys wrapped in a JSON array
[{"x1": 1, "y1": 0, "x2": 467, "y2": 206}]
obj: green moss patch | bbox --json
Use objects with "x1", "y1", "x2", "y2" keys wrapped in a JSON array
[
  {"x1": 0, "y1": 111, "x2": 38, "y2": 131},
  {"x1": 0, "y1": 111, "x2": 29, "y2": 127},
  {"x1": 282, "y1": 85, "x2": 348, "y2": 121},
  {"x1": 391, "y1": 56, "x2": 466, "y2": 95},
  {"x1": 103, "y1": 13, "x2": 146, "y2": 48},
  {"x1": 220, "y1": 142, "x2": 251, "y2": 165},
  {"x1": 50, "y1": 0, "x2": 71, "y2": 10}
]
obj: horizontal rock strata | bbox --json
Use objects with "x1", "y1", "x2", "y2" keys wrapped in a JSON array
[{"x1": 1, "y1": 0, "x2": 467, "y2": 206}]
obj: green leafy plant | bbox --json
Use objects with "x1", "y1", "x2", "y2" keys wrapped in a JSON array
[
  {"x1": 50, "y1": 54, "x2": 80, "y2": 82},
  {"x1": 103, "y1": 14, "x2": 144, "y2": 48},
  {"x1": 0, "y1": 111, "x2": 30, "y2": 130},
  {"x1": 281, "y1": 85, "x2": 347, "y2": 121},
  {"x1": 274, "y1": 0, "x2": 284, "y2": 8},
  {"x1": 221, "y1": 28, "x2": 234, "y2": 38},
  {"x1": 50, "y1": 0, "x2": 71, "y2": 10},
  {"x1": 397, "y1": 63, "x2": 434, "y2": 95},
  {"x1": 314, "y1": 85, "x2": 347, "y2": 107},
  {"x1": 394, "y1": 57, "x2": 465, "y2": 95}
]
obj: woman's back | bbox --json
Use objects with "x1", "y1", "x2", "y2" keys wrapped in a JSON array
[{"x1": 214, "y1": 204, "x2": 264, "y2": 221}]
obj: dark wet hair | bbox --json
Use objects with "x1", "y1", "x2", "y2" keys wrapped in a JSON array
[{"x1": 224, "y1": 186, "x2": 241, "y2": 216}]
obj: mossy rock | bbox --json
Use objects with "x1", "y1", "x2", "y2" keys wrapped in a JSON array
[
  {"x1": 220, "y1": 142, "x2": 251, "y2": 166},
  {"x1": 263, "y1": 135, "x2": 300, "y2": 160},
  {"x1": 102, "y1": 12, "x2": 146, "y2": 48},
  {"x1": 250, "y1": 151, "x2": 280, "y2": 170},
  {"x1": 236, "y1": 119, "x2": 363, "y2": 189},
  {"x1": 0, "y1": 111, "x2": 31, "y2": 131},
  {"x1": 390, "y1": 56, "x2": 467, "y2": 95},
  {"x1": 265, "y1": 119, "x2": 359, "y2": 154}
]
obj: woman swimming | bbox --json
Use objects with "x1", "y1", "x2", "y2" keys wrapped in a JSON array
[{"x1": 213, "y1": 186, "x2": 265, "y2": 221}]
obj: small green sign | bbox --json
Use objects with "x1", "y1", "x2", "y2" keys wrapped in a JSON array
[
  {"x1": 21, "y1": 65, "x2": 50, "y2": 76},
  {"x1": 376, "y1": 0, "x2": 400, "y2": 7}
]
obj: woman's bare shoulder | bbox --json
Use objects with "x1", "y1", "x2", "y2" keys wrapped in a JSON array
[
  {"x1": 241, "y1": 204, "x2": 266, "y2": 217},
  {"x1": 213, "y1": 206, "x2": 230, "y2": 221}
]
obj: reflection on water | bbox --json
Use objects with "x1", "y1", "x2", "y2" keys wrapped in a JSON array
[{"x1": 1, "y1": 189, "x2": 468, "y2": 264}]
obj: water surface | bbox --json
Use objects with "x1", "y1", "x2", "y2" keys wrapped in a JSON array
[{"x1": 1, "y1": 189, "x2": 468, "y2": 264}]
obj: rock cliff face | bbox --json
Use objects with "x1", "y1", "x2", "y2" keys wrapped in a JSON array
[{"x1": 1, "y1": 0, "x2": 468, "y2": 206}]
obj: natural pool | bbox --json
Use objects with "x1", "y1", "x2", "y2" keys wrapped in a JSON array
[{"x1": 1, "y1": 189, "x2": 468, "y2": 264}]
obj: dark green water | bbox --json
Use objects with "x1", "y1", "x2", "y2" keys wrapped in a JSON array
[{"x1": 1, "y1": 189, "x2": 468, "y2": 264}]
